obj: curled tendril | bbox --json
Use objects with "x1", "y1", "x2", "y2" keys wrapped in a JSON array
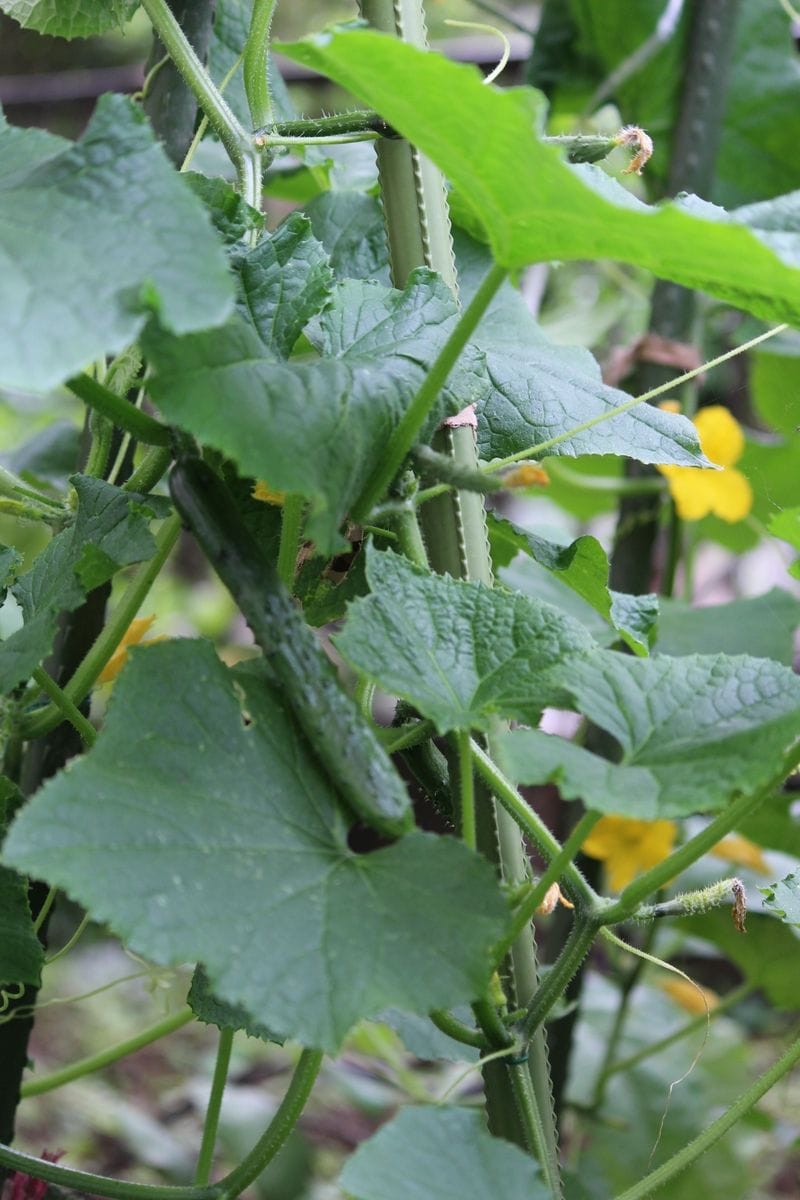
[{"x1": 443, "y1": 19, "x2": 511, "y2": 86}]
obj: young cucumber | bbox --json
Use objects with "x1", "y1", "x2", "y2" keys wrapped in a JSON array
[{"x1": 169, "y1": 455, "x2": 413, "y2": 838}]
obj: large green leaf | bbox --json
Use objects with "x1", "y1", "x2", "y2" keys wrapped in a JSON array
[
  {"x1": 2, "y1": 642, "x2": 508, "y2": 1051},
  {"x1": 304, "y1": 191, "x2": 391, "y2": 283},
  {"x1": 340, "y1": 1106, "x2": 551, "y2": 1200},
  {"x1": 0, "y1": 476, "x2": 161, "y2": 692},
  {"x1": 760, "y1": 873, "x2": 800, "y2": 929},
  {"x1": 0, "y1": 778, "x2": 42, "y2": 986},
  {"x1": 0, "y1": 0, "x2": 137, "y2": 37},
  {"x1": 488, "y1": 513, "x2": 658, "y2": 655},
  {"x1": 536, "y1": 652, "x2": 800, "y2": 817},
  {"x1": 280, "y1": 31, "x2": 800, "y2": 323},
  {"x1": 0, "y1": 96, "x2": 233, "y2": 394},
  {"x1": 188, "y1": 966, "x2": 279, "y2": 1043},
  {"x1": 453, "y1": 233, "x2": 705, "y2": 470},
  {"x1": 654, "y1": 591, "x2": 800, "y2": 664},
  {"x1": 335, "y1": 545, "x2": 595, "y2": 733},
  {"x1": 145, "y1": 270, "x2": 487, "y2": 553},
  {"x1": 499, "y1": 728, "x2": 659, "y2": 818}
]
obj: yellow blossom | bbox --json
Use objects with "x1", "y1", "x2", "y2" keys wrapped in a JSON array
[
  {"x1": 660, "y1": 977, "x2": 719, "y2": 1014},
  {"x1": 582, "y1": 815, "x2": 677, "y2": 892},
  {"x1": 503, "y1": 463, "x2": 550, "y2": 489},
  {"x1": 658, "y1": 405, "x2": 753, "y2": 522},
  {"x1": 710, "y1": 834, "x2": 770, "y2": 874},
  {"x1": 252, "y1": 481, "x2": 285, "y2": 506},
  {"x1": 98, "y1": 615, "x2": 162, "y2": 684}
]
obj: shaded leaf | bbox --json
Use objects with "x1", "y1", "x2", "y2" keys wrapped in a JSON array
[
  {"x1": 188, "y1": 966, "x2": 279, "y2": 1043},
  {"x1": 654, "y1": 591, "x2": 800, "y2": 664},
  {"x1": 375, "y1": 1008, "x2": 479, "y2": 1063},
  {"x1": 0, "y1": 0, "x2": 137, "y2": 37},
  {"x1": 335, "y1": 545, "x2": 595, "y2": 733},
  {"x1": 488, "y1": 513, "x2": 658, "y2": 654},
  {"x1": 677, "y1": 910, "x2": 799, "y2": 1010},
  {"x1": 184, "y1": 173, "x2": 264, "y2": 244},
  {"x1": 0, "y1": 96, "x2": 233, "y2": 393},
  {"x1": 281, "y1": 31, "x2": 800, "y2": 324},
  {"x1": 305, "y1": 190, "x2": 391, "y2": 283},
  {"x1": 760, "y1": 873, "x2": 800, "y2": 928},
  {"x1": 0, "y1": 777, "x2": 42, "y2": 986},
  {"x1": 340, "y1": 1106, "x2": 551, "y2": 1200},
  {"x1": 145, "y1": 270, "x2": 485, "y2": 553},
  {"x1": 3, "y1": 642, "x2": 509, "y2": 1051},
  {"x1": 0, "y1": 476, "x2": 160, "y2": 692}
]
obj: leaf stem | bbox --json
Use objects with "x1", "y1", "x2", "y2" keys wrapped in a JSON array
[
  {"x1": 140, "y1": 0, "x2": 251, "y2": 182},
  {"x1": 216, "y1": 1049, "x2": 323, "y2": 1199},
  {"x1": 124, "y1": 446, "x2": 173, "y2": 495},
  {"x1": 456, "y1": 730, "x2": 476, "y2": 850},
  {"x1": 519, "y1": 916, "x2": 600, "y2": 1040},
  {"x1": 611, "y1": 1026, "x2": 800, "y2": 1200},
  {"x1": 353, "y1": 262, "x2": 508, "y2": 520},
  {"x1": 493, "y1": 811, "x2": 600, "y2": 967},
  {"x1": 68, "y1": 375, "x2": 171, "y2": 447},
  {"x1": 0, "y1": 1144, "x2": 218, "y2": 1200},
  {"x1": 195, "y1": 1029, "x2": 234, "y2": 1186},
  {"x1": 598, "y1": 786, "x2": 776, "y2": 925},
  {"x1": 471, "y1": 739, "x2": 597, "y2": 908},
  {"x1": 243, "y1": 0, "x2": 278, "y2": 128},
  {"x1": 276, "y1": 495, "x2": 305, "y2": 591},
  {"x1": 381, "y1": 718, "x2": 437, "y2": 754},
  {"x1": 31, "y1": 668, "x2": 96, "y2": 747},
  {"x1": 485, "y1": 323, "x2": 787, "y2": 471},
  {"x1": 19, "y1": 513, "x2": 182, "y2": 741},
  {"x1": 21, "y1": 1008, "x2": 194, "y2": 1099},
  {"x1": 429, "y1": 1008, "x2": 488, "y2": 1049}
]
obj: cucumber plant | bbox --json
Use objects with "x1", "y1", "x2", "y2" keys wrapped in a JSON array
[{"x1": 0, "y1": 2, "x2": 799, "y2": 1198}]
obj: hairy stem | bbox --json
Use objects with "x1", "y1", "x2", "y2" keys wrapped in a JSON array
[
  {"x1": 243, "y1": 0, "x2": 278, "y2": 128},
  {"x1": 195, "y1": 1029, "x2": 234, "y2": 1186}
]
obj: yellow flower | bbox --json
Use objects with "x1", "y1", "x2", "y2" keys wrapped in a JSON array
[
  {"x1": 660, "y1": 977, "x2": 719, "y2": 1014},
  {"x1": 658, "y1": 405, "x2": 753, "y2": 522},
  {"x1": 503, "y1": 463, "x2": 550, "y2": 489},
  {"x1": 710, "y1": 834, "x2": 770, "y2": 874},
  {"x1": 98, "y1": 615, "x2": 161, "y2": 684},
  {"x1": 582, "y1": 815, "x2": 677, "y2": 892},
  {"x1": 252, "y1": 481, "x2": 285, "y2": 506}
]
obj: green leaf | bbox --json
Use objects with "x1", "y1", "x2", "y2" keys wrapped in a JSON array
[
  {"x1": 654, "y1": 591, "x2": 800, "y2": 665},
  {"x1": 1, "y1": 422, "x2": 81, "y2": 492},
  {"x1": 304, "y1": 191, "x2": 391, "y2": 283},
  {"x1": 0, "y1": 545, "x2": 22, "y2": 598},
  {"x1": 340, "y1": 1106, "x2": 551, "y2": 1200},
  {"x1": 740, "y1": 793, "x2": 800, "y2": 861},
  {"x1": 0, "y1": 476, "x2": 160, "y2": 692},
  {"x1": 374, "y1": 1008, "x2": 479, "y2": 1063},
  {"x1": 145, "y1": 270, "x2": 486, "y2": 553},
  {"x1": 335, "y1": 545, "x2": 595, "y2": 733},
  {"x1": 0, "y1": 777, "x2": 42, "y2": 986},
  {"x1": 488, "y1": 513, "x2": 658, "y2": 655},
  {"x1": 280, "y1": 31, "x2": 800, "y2": 324},
  {"x1": 184, "y1": 173, "x2": 264, "y2": 244},
  {"x1": 234, "y1": 213, "x2": 333, "y2": 359},
  {"x1": 677, "y1": 910, "x2": 799, "y2": 1010},
  {"x1": 544, "y1": 652, "x2": 800, "y2": 817},
  {"x1": 0, "y1": 96, "x2": 233, "y2": 393},
  {"x1": 769, "y1": 508, "x2": 800, "y2": 579},
  {"x1": 188, "y1": 966, "x2": 280, "y2": 1043},
  {"x1": 498, "y1": 728, "x2": 659, "y2": 818},
  {"x1": 3, "y1": 642, "x2": 509, "y2": 1051},
  {"x1": 751, "y1": 346, "x2": 800, "y2": 436},
  {"x1": 760, "y1": 873, "x2": 800, "y2": 928},
  {"x1": 454, "y1": 233, "x2": 706, "y2": 470},
  {"x1": 0, "y1": 0, "x2": 137, "y2": 37}
]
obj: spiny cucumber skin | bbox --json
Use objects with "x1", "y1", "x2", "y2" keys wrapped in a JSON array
[{"x1": 169, "y1": 458, "x2": 413, "y2": 838}]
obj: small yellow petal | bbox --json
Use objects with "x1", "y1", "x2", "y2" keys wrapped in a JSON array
[
  {"x1": 661, "y1": 977, "x2": 719, "y2": 1014},
  {"x1": 711, "y1": 834, "x2": 770, "y2": 874},
  {"x1": 503, "y1": 463, "x2": 550, "y2": 489},
  {"x1": 252, "y1": 481, "x2": 286, "y2": 506},
  {"x1": 707, "y1": 467, "x2": 753, "y2": 523},
  {"x1": 658, "y1": 400, "x2": 682, "y2": 414},
  {"x1": 660, "y1": 467, "x2": 719, "y2": 520},
  {"x1": 694, "y1": 405, "x2": 744, "y2": 468},
  {"x1": 583, "y1": 816, "x2": 677, "y2": 893},
  {"x1": 98, "y1": 615, "x2": 158, "y2": 684}
]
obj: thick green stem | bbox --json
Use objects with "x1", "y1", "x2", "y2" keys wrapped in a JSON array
[
  {"x1": 124, "y1": 446, "x2": 173, "y2": 495},
  {"x1": 217, "y1": 1049, "x2": 323, "y2": 1199},
  {"x1": 243, "y1": 0, "x2": 278, "y2": 128},
  {"x1": 67, "y1": 376, "x2": 171, "y2": 447},
  {"x1": 31, "y1": 668, "x2": 96, "y2": 747},
  {"x1": 471, "y1": 741, "x2": 597, "y2": 909},
  {"x1": 276, "y1": 495, "x2": 305, "y2": 591},
  {"x1": 21, "y1": 1009, "x2": 194, "y2": 1099},
  {"x1": 195, "y1": 1029, "x2": 234, "y2": 1186},
  {"x1": 352, "y1": 262, "x2": 507, "y2": 521},
  {"x1": 0, "y1": 1146, "x2": 218, "y2": 1200},
  {"x1": 20, "y1": 513, "x2": 181, "y2": 741},
  {"x1": 612, "y1": 1027, "x2": 800, "y2": 1200},
  {"x1": 520, "y1": 918, "x2": 600, "y2": 1040},
  {"x1": 456, "y1": 730, "x2": 476, "y2": 850},
  {"x1": 599, "y1": 786, "x2": 776, "y2": 926},
  {"x1": 140, "y1": 0, "x2": 250, "y2": 179},
  {"x1": 429, "y1": 1008, "x2": 488, "y2": 1050},
  {"x1": 143, "y1": 0, "x2": 216, "y2": 167}
]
